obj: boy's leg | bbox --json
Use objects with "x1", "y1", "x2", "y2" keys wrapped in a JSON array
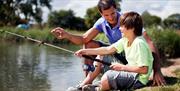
[{"x1": 101, "y1": 70, "x2": 139, "y2": 90}]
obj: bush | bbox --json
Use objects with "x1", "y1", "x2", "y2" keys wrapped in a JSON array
[{"x1": 146, "y1": 27, "x2": 180, "y2": 58}]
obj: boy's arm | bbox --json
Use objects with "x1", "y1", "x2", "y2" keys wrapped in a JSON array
[
  {"x1": 75, "y1": 45, "x2": 117, "y2": 56},
  {"x1": 110, "y1": 63, "x2": 148, "y2": 74}
]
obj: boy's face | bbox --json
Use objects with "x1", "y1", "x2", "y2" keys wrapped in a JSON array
[
  {"x1": 119, "y1": 26, "x2": 126, "y2": 37},
  {"x1": 100, "y1": 6, "x2": 117, "y2": 25},
  {"x1": 120, "y1": 26, "x2": 133, "y2": 38}
]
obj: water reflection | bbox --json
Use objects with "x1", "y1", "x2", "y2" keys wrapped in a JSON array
[{"x1": 0, "y1": 40, "x2": 84, "y2": 91}]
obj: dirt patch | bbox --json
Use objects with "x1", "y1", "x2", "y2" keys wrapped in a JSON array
[{"x1": 161, "y1": 58, "x2": 180, "y2": 77}]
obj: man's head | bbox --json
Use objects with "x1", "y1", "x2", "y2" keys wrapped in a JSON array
[
  {"x1": 97, "y1": 0, "x2": 118, "y2": 26},
  {"x1": 120, "y1": 11, "x2": 143, "y2": 36},
  {"x1": 97, "y1": 0, "x2": 117, "y2": 13}
]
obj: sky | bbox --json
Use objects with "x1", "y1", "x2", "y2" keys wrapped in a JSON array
[{"x1": 42, "y1": 0, "x2": 180, "y2": 22}]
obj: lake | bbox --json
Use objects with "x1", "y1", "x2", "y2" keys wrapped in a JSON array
[{"x1": 0, "y1": 40, "x2": 84, "y2": 91}]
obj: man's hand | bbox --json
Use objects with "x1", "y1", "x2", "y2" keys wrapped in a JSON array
[
  {"x1": 51, "y1": 27, "x2": 69, "y2": 39},
  {"x1": 152, "y1": 70, "x2": 166, "y2": 86}
]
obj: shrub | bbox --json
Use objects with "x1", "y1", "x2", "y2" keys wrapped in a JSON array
[{"x1": 146, "y1": 27, "x2": 180, "y2": 58}]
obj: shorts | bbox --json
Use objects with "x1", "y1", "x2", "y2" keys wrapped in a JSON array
[{"x1": 104, "y1": 70, "x2": 145, "y2": 90}]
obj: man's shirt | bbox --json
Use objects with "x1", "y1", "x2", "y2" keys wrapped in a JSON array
[{"x1": 93, "y1": 12, "x2": 122, "y2": 44}]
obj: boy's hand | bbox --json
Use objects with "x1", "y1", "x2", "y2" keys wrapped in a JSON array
[
  {"x1": 75, "y1": 49, "x2": 86, "y2": 57},
  {"x1": 110, "y1": 62, "x2": 125, "y2": 71}
]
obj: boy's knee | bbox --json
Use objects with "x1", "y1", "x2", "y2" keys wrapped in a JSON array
[{"x1": 100, "y1": 74, "x2": 110, "y2": 90}]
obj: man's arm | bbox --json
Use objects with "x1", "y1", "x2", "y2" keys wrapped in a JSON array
[
  {"x1": 143, "y1": 31, "x2": 160, "y2": 71},
  {"x1": 143, "y1": 31, "x2": 166, "y2": 86},
  {"x1": 51, "y1": 27, "x2": 99, "y2": 45}
]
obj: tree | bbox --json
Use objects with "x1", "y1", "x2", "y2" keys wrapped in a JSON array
[
  {"x1": 163, "y1": 13, "x2": 180, "y2": 30},
  {"x1": 48, "y1": 10, "x2": 87, "y2": 30},
  {"x1": 84, "y1": 7, "x2": 101, "y2": 29},
  {"x1": 0, "y1": 0, "x2": 18, "y2": 26},
  {"x1": 0, "y1": 0, "x2": 52, "y2": 26},
  {"x1": 141, "y1": 11, "x2": 161, "y2": 28},
  {"x1": 115, "y1": 0, "x2": 121, "y2": 11}
]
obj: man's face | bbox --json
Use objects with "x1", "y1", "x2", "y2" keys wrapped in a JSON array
[{"x1": 100, "y1": 6, "x2": 117, "y2": 25}]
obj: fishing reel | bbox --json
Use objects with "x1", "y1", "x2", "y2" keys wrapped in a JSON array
[{"x1": 83, "y1": 64, "x2": 95, "y2": 72}]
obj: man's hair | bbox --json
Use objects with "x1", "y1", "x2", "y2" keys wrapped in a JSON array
[
  {"x1": 97, "y1": 0, "x2": 117, "y2": 13},
  {"x1": 120, "y1": 11, "x2": 143, "y2": 36}
]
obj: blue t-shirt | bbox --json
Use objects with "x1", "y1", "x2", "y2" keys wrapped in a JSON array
[{"x1": 93, "y1": 12, "x2": 122, "y2": 44}]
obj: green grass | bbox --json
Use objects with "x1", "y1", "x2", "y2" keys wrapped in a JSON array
[
  {"x1": 0, "y1": 27, "x2": 81, "y2": 44},
  {"x1": 136, "y1": 69, "x2": 180, "y2": 91},
  {"x1": 0, "y1": 27, "x2": 108, "y2": 44}
]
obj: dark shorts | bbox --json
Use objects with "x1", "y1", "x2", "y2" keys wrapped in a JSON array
[{"x1": 104, "y1": 70, "x2": 145, "y2": 90}]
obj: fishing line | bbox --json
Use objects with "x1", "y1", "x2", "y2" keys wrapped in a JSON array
[{"x1": 0, "y1": 30, "x2": 111, "y2": 66}]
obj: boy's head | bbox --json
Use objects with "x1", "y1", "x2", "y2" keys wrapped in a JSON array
[{"x1": 120, "y1": 11, "x2": 143, "y2": 36}]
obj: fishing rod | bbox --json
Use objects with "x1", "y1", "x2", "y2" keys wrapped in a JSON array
[{"x1": 0, "y1": 30, "x2": 111, "y2": 66}]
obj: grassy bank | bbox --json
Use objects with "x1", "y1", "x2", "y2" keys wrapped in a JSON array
[
  {"x1": 0, "y1": 27, "x2": 84, "y2": 44},
  {"x1": 136, "y1": 68, "x2": 180, "y2": 91},
  {"x1": 1, "y1": 27, "x2": 180, "y2": 58}
]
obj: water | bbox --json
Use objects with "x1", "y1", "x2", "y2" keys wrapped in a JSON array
[{"x1": 0, "y1": 40, "x2": 84, "y2": 91}]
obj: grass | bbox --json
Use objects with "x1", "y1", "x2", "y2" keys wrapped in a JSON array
[
  {"x1": 0, "y1": 27, "x2": 85, "y2": 44},
  {"x1": 135, "y1": 69, "x2": 180, "y2": 91},
  {"x1": 0, "y1": 27, "x2": 108, "y2": 44}
]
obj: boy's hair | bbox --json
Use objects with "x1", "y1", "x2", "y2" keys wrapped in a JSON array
[
  {"x1": 97, "y1": 0, "x2": 117, "y2": 13},
  {"x1": 120, "y1": 11, "x2": 143, "y2": 36}
]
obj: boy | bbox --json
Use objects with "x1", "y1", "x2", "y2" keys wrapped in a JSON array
[{"x1": 75, "y1": 11, "x2": 153, "y2": 90}]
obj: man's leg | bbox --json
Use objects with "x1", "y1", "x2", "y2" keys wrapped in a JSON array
[
  {"x1": 83, "y1": 40, "x2": 101, "y2": 76},
  {"x1": 80, "y1": 55, "x2": 103, "y2": 86},
  {"x1": 67, "y1": 55, "x2": 103, "y2": 91}
]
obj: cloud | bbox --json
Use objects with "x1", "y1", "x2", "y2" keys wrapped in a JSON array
[
  {"x1": 150, "y1": 1, "x2": 180, "y2": 19},
  {"x1": 52, "y1": 0, "x2": 71, "y2": 10},
  {"x1": 121, "y1": 0, "x2": 168, "y2": 14},
  {"x1": 121, "y1": 0, "x2": 180, "y2": 19},
  {"x1": 52, "y1": 0, "x2": 98, "y2": 17},
  {"x1": 42, "y1": 0, "x2": 180, "y2": 22}
]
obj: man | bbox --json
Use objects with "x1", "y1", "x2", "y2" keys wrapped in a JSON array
[{"x1": 51, "y1": 0, "x2": 166, "y2": 89}]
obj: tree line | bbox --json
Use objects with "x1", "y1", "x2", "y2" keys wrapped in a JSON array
[{"x1": 0, "y1": 0, "x2": 51, "y2": 27}]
